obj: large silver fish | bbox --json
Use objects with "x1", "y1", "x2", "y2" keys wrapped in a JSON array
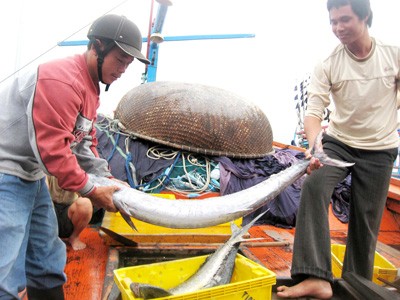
[
  {"x1": 128, "y1": 212, "x2": 266, "y2": 299},
  {"x1": 90, "y1": 131, "x2": 354, "y2": 229}
]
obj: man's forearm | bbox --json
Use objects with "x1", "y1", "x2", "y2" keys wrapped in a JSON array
[{"x1": 304, "y1": 116, "x2": 323, "y2": 150}]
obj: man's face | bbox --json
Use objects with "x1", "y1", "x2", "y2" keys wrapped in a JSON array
[
  {"x1": 329, "y1": 4, "x2": 368, "y2": 45},
  {"x1": 101, "y1": 47, "x2": 134, "y2": 84}
]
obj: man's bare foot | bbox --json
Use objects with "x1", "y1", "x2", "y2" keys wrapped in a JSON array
[
  {"x1": 276, "y1": 277, "x2": 333, "y2": 299},
  {"x1": 68, "y1": 237, "x2": 87, "y2": 250}
]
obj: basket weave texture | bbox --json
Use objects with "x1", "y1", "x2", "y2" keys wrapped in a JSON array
[{"x1": 114, "y1": 81, "x2": 274, "y2": 158}]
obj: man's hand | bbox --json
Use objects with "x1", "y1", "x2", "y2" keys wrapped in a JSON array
[
  {"x1": 305, "y1": 149, "x2": 323, "y2": 175},
  {"x1": 88, "y1": 185, "x2": 119, "y2": 212}
]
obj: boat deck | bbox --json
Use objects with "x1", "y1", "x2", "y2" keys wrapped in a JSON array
[
  {"x1": 19, "y1": 143, "x2": 400, "y2": 299},
  {"x1": 51, "y1": 202, "x2": 399, "y2": 300},
  {"x1": 67, "y1": 146, "x2": 399, "y2": 299}
]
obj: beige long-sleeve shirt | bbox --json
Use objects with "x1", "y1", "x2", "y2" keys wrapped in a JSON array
[{"x1": 306, "y1": 38, "x2": 400, "y2": 150}]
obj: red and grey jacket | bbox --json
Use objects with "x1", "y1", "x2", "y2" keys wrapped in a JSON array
[{"x1": 0, "y1": 53, "x2": 111, "y2": 195}]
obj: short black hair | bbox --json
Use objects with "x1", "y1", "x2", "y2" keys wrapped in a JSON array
[
  {"x1": 327, "y1": 0, "x2": 373, "y2": 27},
  {"x1": 87, "y1": 38, "x2": 114, "y2": 51}
]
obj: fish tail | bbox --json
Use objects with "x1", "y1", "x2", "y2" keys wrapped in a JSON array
[
  {"x1": 311, "y1": 130, "x2": 324, "y2": 156},
  {"x1": 311, "y1": 131, "x2": 355, "y2": 168}
]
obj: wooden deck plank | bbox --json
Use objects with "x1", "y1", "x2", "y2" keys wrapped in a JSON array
[
  {"x1": 64, "y1": 227, "x2": 109, "y2": 300},
  {"x1": 247, "y1": 225, "x2": 295, "y2": 277}
]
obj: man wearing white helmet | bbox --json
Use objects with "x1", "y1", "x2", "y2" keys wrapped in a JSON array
[{"x1": 0, "y1": 14, "x2": 149, "y2": 299}]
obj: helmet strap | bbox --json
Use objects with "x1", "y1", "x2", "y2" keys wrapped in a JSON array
[{"x1": 93, "y1": 39, "x2": 115, "y2": 92}]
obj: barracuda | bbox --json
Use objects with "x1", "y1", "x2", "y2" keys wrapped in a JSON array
[
  {"x1": 89, "y1": 132, "x2": 354, "y2": 229},
  {"x1": 128, "y1": 212, "x2": 267, "y2": 299}
]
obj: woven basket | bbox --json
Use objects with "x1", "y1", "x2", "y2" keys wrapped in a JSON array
[{"x1": 114, "y1": 81, "x2": 274, "y2": 158}]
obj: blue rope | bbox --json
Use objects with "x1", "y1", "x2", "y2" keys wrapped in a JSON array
[
  {"x1": 161, "y1": 151, "x2": 181, "y2": 188},
  {"x1": 137, "y1": 151, "x2": 182, "y2": 192},
  {"x1": 125, "y1": 152, "x2": 136, "y2": 188},
  {"x1": 106, "y1": 132, "x2": 120, "y2": 162}
]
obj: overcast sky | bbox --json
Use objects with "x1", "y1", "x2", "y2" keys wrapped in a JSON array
[{"x1": 1, "y1": 0, "x2": 399, "y2": 143}]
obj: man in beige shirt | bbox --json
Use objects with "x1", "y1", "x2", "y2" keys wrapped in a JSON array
[{"x1": 278, "y1": 0, "x2": 400, "y2": 298}]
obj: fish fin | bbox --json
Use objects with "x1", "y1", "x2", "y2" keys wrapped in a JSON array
[
  {"x1": 112, "y1": 196, "x2": 139, "y2": 231},
  {"x1": 130, "y1": 282, "x2": 172, "y2": 299},
  {"x1": 312, "y1": 131, "x2": 355, "y2": 168},
  {"x1": 231, "y1": 210, "x2": 269, "y2": 241},
  {"x1": 120, "y1": 212, "x2": 138, "y2": 232}
]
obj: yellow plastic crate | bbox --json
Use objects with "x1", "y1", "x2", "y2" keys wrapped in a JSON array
[
  {"x1": 331, "y1": 244, "x2": 397, "y2": 285},
  {"x1": 114, "y1": 254, "x2": 276, "y2": 300}
]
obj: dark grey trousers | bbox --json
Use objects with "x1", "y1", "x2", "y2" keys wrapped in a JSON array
[{"x1": 291, "y1": 134, "x2": 397, "y2": 283}]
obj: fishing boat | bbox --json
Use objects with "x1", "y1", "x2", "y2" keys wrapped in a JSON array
[
  {"x1": 11, "y1": 1, "x2": 400, "y2": 299},
  {"x1": 18, "y1": 138, "x2": 400, "y2": 300},
  {"x1": 21, "y1": 142, "x2": 400, "y2": 300},
  {"x1": 17, "y1": 141, "x2": 399, "y2": 300}
]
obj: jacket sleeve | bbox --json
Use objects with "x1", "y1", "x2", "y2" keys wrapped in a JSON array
[
  {"x1": 72, "y1": 123, "x2": 112, "y2": 177},
  {"x1": 29, "y1": 76, "x2": 99, "y2": 194}
]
